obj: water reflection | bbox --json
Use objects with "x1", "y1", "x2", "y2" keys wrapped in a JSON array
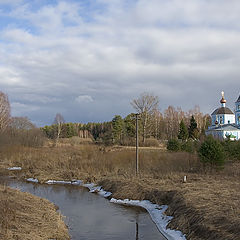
[
  {"x1": 136, "y1": 221, "x2": 139, "y2": 240},
  {"x1": 1, "y1": 177, "x2": 166, "y2": 240}
]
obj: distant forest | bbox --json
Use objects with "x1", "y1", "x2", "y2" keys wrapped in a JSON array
[{"x1": 41, "y1": 93, "x2": 211, "y2": 146}]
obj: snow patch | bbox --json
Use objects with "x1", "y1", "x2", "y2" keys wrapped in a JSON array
[
  {"x1": 110, "y1": 198, "x2": 186, "y2": 240},
  {"x1": 26, "y1": 178, "x2": 39, "y2": 183},
  {"x1": 71, "y1": 180, "x2": 83, "y2": 185},
  {"x1": 45, "y1": 180, "x2": 72, "y2": 185},
  {"x1": 7, "y1": 167, "x2": 22, "y2": 170},
  {"x1": 83, "y1": 183, "x2": 112, "y2": 198},
  {"x1": 44, "y1": 180, "x2": 112, "y2": 198}
]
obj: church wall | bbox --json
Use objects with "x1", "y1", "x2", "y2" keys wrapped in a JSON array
[
  {"x1": 235, "y1": 101, "x2": 240, "y2": 125},
  {"x1": 206, "y1": 130, "x2": 224, "y2": 140},
  {"x1": 206, "y1": 129, "x2": 240, "y2": 140},
  {"x1": 211, "y1": 114, "x2": 235, "y2": 126}
]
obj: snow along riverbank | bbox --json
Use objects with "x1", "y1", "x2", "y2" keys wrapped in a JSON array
[{"x1": 25, "y1": 177, "x2": 186, "y2": 240}]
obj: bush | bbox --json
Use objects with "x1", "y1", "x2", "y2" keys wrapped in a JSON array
[
  {"x1": 167, "y1": 139, "x2": 180, "y2": 151},
  {"x1": 140, "y1": 138, "x2": 159, "y2": 147},
  {"x1": 181, "y1": 139, "x2": 200, "y2": 153},
  {"x1": 198, "y1": 136, "x2": 225, "y2": 167},
  {"x1": 221, "y1": 140, "x2": 240, "y2": 160},
  {"x1": 181, "y1": 140, "x2": 195, "y2": 153},
  {"x1": 0, "y1": 128, "x2": 45, "y2": 147}
]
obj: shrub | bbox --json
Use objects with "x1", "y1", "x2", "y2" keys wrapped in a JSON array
[
  {"x1": 198, "y1": 136, "x2": 225, "y2": 167},
  {"x1": 0, "y1": 128, "x2": 45, "y2": 147},
  {"x1": 140, "y1": 138, "x2": 159, "y2": 147},
  {"x1": 167, "y1": 139, "x2": 180, "y2": 151},
  {"x1": 181, "y1": 140, "x2": 195, "y2": 153},
  {"x1": 181, "y1": 139, "x2": 200, "y2": 153},
  {"x1": 221, "y1": 140, "x2": 240, "y2": 161}
]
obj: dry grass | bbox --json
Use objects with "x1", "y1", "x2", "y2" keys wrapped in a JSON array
[
  {"x1": 0, "y1": 184, "x2": 69, "y2": 240},
  {"x1": 0, "y1": 144, "x2": 199, "y2": 180},
  {"x1": 0, "y1": 144, "x2": 239, "y2": 240}
]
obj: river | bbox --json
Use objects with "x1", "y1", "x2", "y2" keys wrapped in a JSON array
[{"x1": 1, "y1": 177, "x2": 166, "y2": 240}]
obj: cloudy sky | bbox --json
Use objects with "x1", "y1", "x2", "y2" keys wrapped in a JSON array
[{"x1": 0, "y1": 0, "x2": 240, "y2": 126}]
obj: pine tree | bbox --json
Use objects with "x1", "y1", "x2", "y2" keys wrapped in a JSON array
[
  {"x1": 188, "y1": 115, "x2": 199, "y2": 139},
  {"x1": 178, "y1": 120, "x2": 188, "y2": 140},
  {"x1": 112, "y1": 115, "x2": 124, "y2": 143}
]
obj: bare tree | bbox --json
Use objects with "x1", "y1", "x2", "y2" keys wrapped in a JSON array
[
  {"x1": 11, "y1": 117, "x2": 36, "y2": 130},
  {"x1": 164, "y1": 106, "x2": 178, "y2": 139},
  {"x1": 0, "y1": 91, "x2": 11, "y2": 132},
  {"x1": 53, "y1": 113, "x2": 65, "y2": 141},
  {"x1": 131, "y1": 93, "x2": 159, "y2": 143}
]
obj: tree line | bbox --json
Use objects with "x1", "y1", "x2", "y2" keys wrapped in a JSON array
[
  {"x1": 0, "y1": 90, "x2": 211, "y2": 146},
  {"x1": 40, "y1": 93, "x2": 211, "y2": 146}
]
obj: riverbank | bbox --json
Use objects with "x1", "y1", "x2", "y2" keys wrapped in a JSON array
[
  {"x1": 1, "y1": 144, "x2": 239, "y2": 240},
  {"x1": 0, "y1": 181, "x2": 69, "y2": 240}
]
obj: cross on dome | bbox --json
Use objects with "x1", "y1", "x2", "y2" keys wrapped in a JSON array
[{"x1": 220, "y1": 91, "x2": 227, "y2": 104}]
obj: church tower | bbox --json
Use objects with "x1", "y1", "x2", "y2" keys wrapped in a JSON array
[{"x1": 235, "y1": 95, "x2": 240, "y2": 125}]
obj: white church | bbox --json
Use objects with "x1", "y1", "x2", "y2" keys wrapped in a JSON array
[{"x1": 206, "y1": 92, "x2": 240, "y2": 140}]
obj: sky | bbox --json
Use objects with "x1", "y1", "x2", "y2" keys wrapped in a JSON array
[{"x1": 0, "y1": 0, "x2": 240, "y2": 126}]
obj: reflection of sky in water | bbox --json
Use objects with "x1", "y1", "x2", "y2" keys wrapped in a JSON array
[{"x1": 2, "y1": 178, "x2": 165, "y2": 240}]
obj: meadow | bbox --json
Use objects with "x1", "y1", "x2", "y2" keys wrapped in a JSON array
[{"x1": 0, "y1": 141, "x2": 239, "y2": 240}]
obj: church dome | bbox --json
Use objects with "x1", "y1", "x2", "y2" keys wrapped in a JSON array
[
  {"x1": 220, "y1": 98, "x2": 226, "y2": 104},
  {"x1": 211, "y1": 107, "x2": 234, "y2": 115}
]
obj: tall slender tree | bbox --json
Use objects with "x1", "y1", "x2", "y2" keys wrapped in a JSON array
[
  {"x1": 0, "y1": 91, "x2": 11, "y2": 132},
  {"x1": 178, "y1": 120, "x2": 188, "y2": 140},
  {"x1": 112, "y1": 115, "x2": 124, "y2": 144},
  {"x1": 131, "y1": 93, "x2": 159, "y2": 143},
  {"x1": 53, "y1": 113, "x2": 65, "y2": 142},
  {"x1": 188, "y1": 115, "x2": 199, "y2": 139}
]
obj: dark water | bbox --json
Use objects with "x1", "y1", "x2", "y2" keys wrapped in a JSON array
[{"x1": 1, "y1": 177, "x2": 166, "y2": 240}]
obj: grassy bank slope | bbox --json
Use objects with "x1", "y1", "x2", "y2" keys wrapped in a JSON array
[
  {"x1": 0, "y1": 184, "x2": 69, "y2": 240},
  {"x1": 1, "y1": 144, "x2": 239, "y2": 240}
]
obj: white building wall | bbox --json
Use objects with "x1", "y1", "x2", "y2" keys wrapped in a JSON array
[
  {"x1": 211, "y1": 114, "x2": 235, "y2": 126},
  {"x1": 235, "y1": 101, "x2": 240, "y2": 126},
  {"x1": 206, "y1": 129, "x2": 240, "y2": 140}
]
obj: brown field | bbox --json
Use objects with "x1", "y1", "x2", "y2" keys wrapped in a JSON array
[
  {"x1": 0, "y1": 184, "x2": 69, "y2": 240},
  {"x1": 0, "y1": 143, "x2": 239, "y2": 240}
]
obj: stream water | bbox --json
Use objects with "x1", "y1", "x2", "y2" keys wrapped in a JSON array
[{"x1": 1, "y1": 177, "x2": 166, "y2": 240}]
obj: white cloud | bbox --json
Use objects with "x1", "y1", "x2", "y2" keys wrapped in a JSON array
[
  {"x1": 0, "y1": 0, "x2": 240, "y2": 124},
  {"x1": 11, "y1": 102, "x2": 40, "y2": 116},
  {"x1": 75, "y1": 95, "x2": 94, "y2": 103}
]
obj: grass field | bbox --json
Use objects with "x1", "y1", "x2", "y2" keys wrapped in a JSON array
[{"x1": 0, "y1": 143, "x2": 239, "y2": 240}]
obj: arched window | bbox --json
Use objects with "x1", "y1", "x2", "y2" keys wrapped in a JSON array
[{"x1": 220, "y1": 116, "x2": 223, "y2": 124}]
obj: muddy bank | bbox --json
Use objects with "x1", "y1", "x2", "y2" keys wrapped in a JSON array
[{"x1": 0, "y1": 183, "x2": 69, "y2": 240}]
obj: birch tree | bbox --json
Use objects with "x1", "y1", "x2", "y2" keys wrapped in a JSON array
[
  {"x1": 0, "y1": 91, "x2": 11, "y2": 132},
  {"x1": 53, "y1": 113, "x2": 65, "y2": 141},
  {"x1": 131, "y1": 93, "x2": 159, "y2": 143}
]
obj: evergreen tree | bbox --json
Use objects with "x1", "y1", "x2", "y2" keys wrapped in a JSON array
[
  {"x1": 178, "y1": 120, "x2": 188, "y2": 140},
  {"x1": 124, "y1": 113, "x2": 136, "y2": 137},
  {"x1": 112, "y1": 115, "x2": 124, "y2": 143},
  {"x1": 199, "y1": 136, "x2": 225, "y2": 167},
  {"x1": 167, "y1": 139, "x2": 180, "y2": 151},
  {"x1": 188, "y1": 115, "x2": 199, "y2": 139}
]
